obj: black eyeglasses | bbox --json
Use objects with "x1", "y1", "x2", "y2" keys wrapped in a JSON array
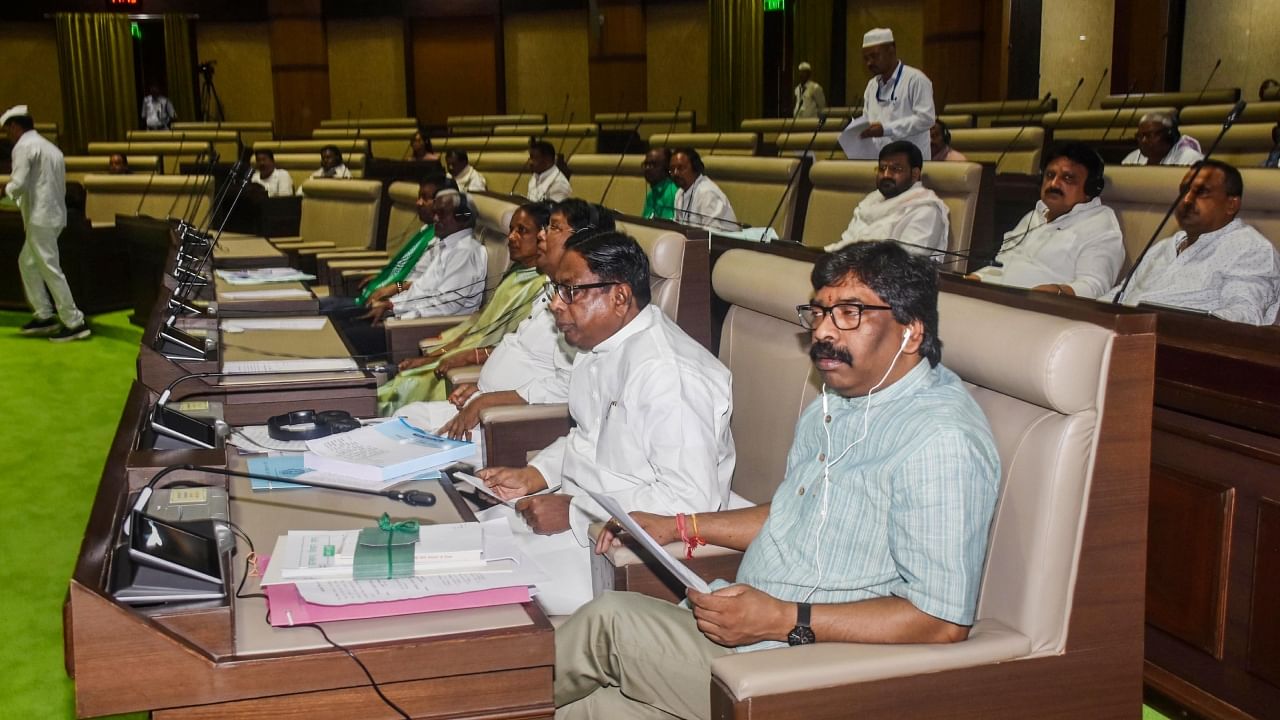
[
  {"x1": 796, "y1": 302, "x2": 893, "y2": 330},
  {"x1": 548, "y1": 281, "x2": 619, "y2": 304}
]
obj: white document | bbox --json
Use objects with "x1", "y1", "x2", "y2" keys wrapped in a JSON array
[
  {"x1": 584, "y1": 489, "x2": 711, "y2": 593},
  {"x1": 838, "y1": 115, "x2": 881, "y2": 160},
  {"x1": 295, "y1": 560, "x2": 544, "y2": 605},
  {"x1": 215, "y1": 268, "x2": 316, "y2": 285},
  {"x1": 220, "y1": 288, "x2": 312, "y2": 300},
  {"x1": 303, "y1": 419, "x2": 475, "y2": 483},
  {"x1": 228, "y1": 425, "x2": 309, "y2": 453},
  {"x1": 452, "y1": 471, "x2": 525, "y2": 508},
  {"x1": 220, "y1": 317, "x2": 328, "y2": 332},
  {"x1": 221, "y1": 358, "x2": 359, "y2": 374},
  {"x1": 266, "y1": 522, "x2": 488, "y2": 584}
]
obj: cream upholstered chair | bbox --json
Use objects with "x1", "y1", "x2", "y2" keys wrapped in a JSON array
[
  {"x1": 597, "y1": 111, "x2": 696, "y2": 138},
  {"x1": 1100, "y1": 88, "x2": 1239, "y2": 108},
  {"x1": 1179, "y1": 101, "x2": 1280, "y2": 125},
  {"x1": 266, "y1": 152, "x2": 368, "y2": 189},
  {"x1": 944, "y1": 98, "x2": 1057, "y2": 117},
  {"x1": 319, "y1": 116, "x2": 418, "y2": 130},
  {"x1": 311, "y1": 127, "x2": 417, "y2": 161},
  {"x1": 799, "y1": 159, "x2": 983, "y2": 261},
  {"x1": 598, "y1": 248, "x2": 1154, "y2": 719},
  {"x1": 127, "y1": 130, "x2": 241, "y2": 164},
  {"x1": 82, "y1": 174, "x2": 214, "y2": 228},
  {"x1": 87, "y1": 141, "x2": 214, "y2": 175},
  {"x1": 64, "y1": 155, "x2": 162, "y2": 184},
  {"x1": 740, "y1": 117, "x2": 825, "y2": 146},
  {"x1": 948, "y1": 127, "x2": 1045, "y2": 175},
  {"x1": 564, "y1": 153, "x2": 648, "y2": 216},
  {"x1": 1045, "y1": 107, "x2": 1176, "y2": 144},
  {"x1": 937, "y1": 112, "x2": 975, "y2": 129},
  {"x1": 447, "y1": 114, "x2": 547, "y2": 135},
  {"x1": 491, "y1": 124, "x2": 599, "y2": 156},
  {"x1": 649, "y1": 132, "x2": 758, "y2": 156},
  {"x1": 702, "y1": 155, "x2": 804, "y2": 239},
  {"x1": 173, "y1": 121, "x2": 274, "y2": 149},
  {"x1": 269, "y1": 179, "x2": 383, "y2": 266},
  {"x1": 774, "y1": 131, "x2": 843, "y2": 160},
  {"x1": 317, "y1": 180, "x2": 423, "y2": 294},
  {"x1": 1180, "y1": 122, "x2": 1277, "y2": 168},
  {"x1": 469, "y1": 152, "x2": 537, "y2": 197}
]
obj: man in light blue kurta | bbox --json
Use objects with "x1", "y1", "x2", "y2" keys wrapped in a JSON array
[{"x1": 553, "y1": 241, "x2": 1000, "y2": 720}]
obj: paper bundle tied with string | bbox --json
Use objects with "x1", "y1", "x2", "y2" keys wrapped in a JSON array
[{"x1": 353, "y1": 513, "x2": 420, "y2": 580}]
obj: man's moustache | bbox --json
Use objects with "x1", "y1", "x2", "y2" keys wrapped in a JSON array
[{"x1": 810, "y1": 341, "x2": 853, "y2": 365}]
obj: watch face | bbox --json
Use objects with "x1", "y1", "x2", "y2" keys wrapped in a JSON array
[{"x1": 787, "y1": 626, "x2": 816, "y2": 646}]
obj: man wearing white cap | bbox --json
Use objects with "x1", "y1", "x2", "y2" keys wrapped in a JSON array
[
  {"x1": 1, "y1": 105, "x2": 89, "y2": 341},
  {"x1": 793, "y1": 61, "x2": 827, "y2": 119},
  {"x1": 857, "y1": 28, "x2": 936, "y2": 160}
]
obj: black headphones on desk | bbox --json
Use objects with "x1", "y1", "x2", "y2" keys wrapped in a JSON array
[{"x1": 267, "y1": 409, "x2": 362, "y2": 441}]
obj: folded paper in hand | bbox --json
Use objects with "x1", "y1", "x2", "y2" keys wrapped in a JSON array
[
  {"x1": 838, "y1": 115, "x2": 881, "y2": 160},
  {"x1": 584, "y1": 489, "x2": 711, "y2": 593}
]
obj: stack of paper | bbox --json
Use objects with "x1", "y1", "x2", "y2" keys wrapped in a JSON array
[
  {"x1": 303, "y1": 419, "x2": 475, "y2": 483},
  {"x1": 215, "y1": 267, "x2": 316, "y2": 285}
]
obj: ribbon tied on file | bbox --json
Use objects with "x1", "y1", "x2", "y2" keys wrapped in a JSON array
[{"x1": 354, "y1": 513, "x2": 420, "y2": 580}]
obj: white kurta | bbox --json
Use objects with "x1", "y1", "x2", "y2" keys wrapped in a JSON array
[
  {"x1": 794, "y1": 81, "x2": 827, "y2": 119},
  {"x1": 452, "y1": 165, "x2": 488, "y2": 193},
  {"x1": 308, "y1": 164, "x2": 353, "y2": 180},
  {"x1": 674, "y1": 174, "x2": 738, "y2": 232},
  {"x1": 517, "y1": 304, "x2": 735, "y2": 614},
  {"x1": 1121, "y1": 136, "x2": 1204, "y2": 166},
  {"x1": 250, "y1": 169, "x2": 294, "y2": 197},
  {"x1": 862, "y1": 62, "x2": 937, "y2": 160},
  {"x1": 973, "y1": 197, "x2": 1125, "y2": 298},
  {"x1": 527, "y1": 166, "x2": 572, "y2": 202},
  {"x1": 391, "y1": 227, "x2": 487, "y2": 319},
  {"x1": 142, "y1": 95, "x2": 176, "y2": 130},
  {"x1": 824, "y1": 182, "x2": 950, "y2": 257},
  {"x1": 5, "y1": 130, "x2": 66, "y2": 228},
  {"x1": 1101, "y1": 219, "x2": 1280, "y2": 325},
  {"x1": 478, "y1": 291, "x2": 575, "y2": 402}
]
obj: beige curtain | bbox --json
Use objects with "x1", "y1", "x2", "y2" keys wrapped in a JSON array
[
  {"x1": 55, "y1": 13, "x2": 137, "y2": 154},
  {"x1": 163, "y1": 15, "x2": 197, "y2": 124},
  {"x1": 709, "y1": 0, "x2": 764, "y2": 131},
  {"x1": 793, "y1": 0, "x2": 834, "y2": 108}
]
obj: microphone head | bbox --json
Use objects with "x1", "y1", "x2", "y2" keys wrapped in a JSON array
[{"x1": 1225, "y1": 100, "x2": 1248, "y2": 127}]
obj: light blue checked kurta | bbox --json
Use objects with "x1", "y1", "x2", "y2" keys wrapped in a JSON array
[{"x1": 733, "y1": 360, "x2": 1000, "y2": 650}]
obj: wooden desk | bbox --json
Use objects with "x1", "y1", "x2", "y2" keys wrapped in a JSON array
[
  {"x1": 215, "y1": 276, "x2": 318, "y2": 317},
  {"x1": 67, "y1": 391, "x2": 554, "y2": 718},
  {"x1": 213, "y1": 237, "x2": 287, "y2": 269}
]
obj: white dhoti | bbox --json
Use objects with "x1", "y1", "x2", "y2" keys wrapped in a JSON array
[{"x1": 19, "y1": 223, "x2": 83, "y2": 328}]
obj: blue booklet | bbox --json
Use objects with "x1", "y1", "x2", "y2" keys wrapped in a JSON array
[{"x1": 302, "y1": 418, "x2": 475, "y2": 483}]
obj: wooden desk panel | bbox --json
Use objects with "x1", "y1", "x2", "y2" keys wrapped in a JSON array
[{"x1": 213, "y1": 237, "x2": 288, "y2": 269}]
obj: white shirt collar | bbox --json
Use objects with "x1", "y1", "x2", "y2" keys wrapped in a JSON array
[{"x1": 588, "y1": 304, "x2": 658, "y2": 356}]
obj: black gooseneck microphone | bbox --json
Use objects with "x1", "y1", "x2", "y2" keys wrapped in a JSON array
[
  {"x1": 1085, "y1": 67, "x2": 1110, "y2": 110},
  {"x1": 765, "y1": 114, "x2": 827, "y2": 242},
  {"x1": 1101, "y1": 81, "x2": 1140, "y2": 142},
  {"x1": 993, "y1": 91, "x2": 1052, "y2": 173},
  {"x1": 599, "y1": 119, "x2": 646, "y2": 207},
  {"x1": 1193, "y1": 58, "x2": 1223, "y2": 106},
  {"x1": 1057, "y1": 76, "x2": 1087, "y2": 118},
  {"x1": 663, "y1": 96, "x2": 685, "y2": 142},
  {"x1": 136, "y1": 131, "x2": 186, "y2": 217},
  {"x1": 1113, "y1": 100, "x2": 1246, "y2": 305}
]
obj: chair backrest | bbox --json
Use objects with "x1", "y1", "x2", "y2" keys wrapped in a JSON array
[
  {"x1": 596, "y1": 111, "x2": 696, "y2": 137},
  {"x1": 172, "y1": 121, "x2": 274, "y2": 148},
  {"x1": 311, "y1": 128, "x2": 416, "y2": 160},
  {"x1": 775, "y1": 131, "x2": 845, "y2": 160},
  {"x1": 1046, "y1": 107, "x2": 1176, "y2": 143},
  {"x1": 448, "y1": 114, "x2": 547, "y2": 135},
  {"x1": 470, "y1": 194, "x2": 520, "y2": 302},
  {"x1": 64, "y1": 155, "x2": 162, "y2": 184},
  {"x1": 740, "y1": 117, "x2": 826, "y2": 146},
  {"x1": 492, "y1": 124, "x2": 600, "y2": 156},
  {"x1": 801, "y1": 159, "x2": 981, "y2": 256},
  {"x1": 297, "y1": 178, "x2": 383, "y2": 250},
  {"x1": 937, "y1": 112, "x2": 975, "y2": 129},
  {"x1": 565, "y1": 153, "x2": 648, "y2": 217},
  {"x1": 702, "y1": 155, "x2": 803, "y2": 238},
  {"x1": 384, "y1": 181, "x2": 424, "y2": 256},
  {"x1": 87, "y1": 141, "x2": 215, "y2": 175},
  {"x1": 949, "y1": 127, "x2": 1045, "y2": 175},
  {"x1": 940, "y1": 290, "x2": 1112, "y2": 656},
  {"x1": 824, "y1": 106, "x2": 862, "y2": 121},
  {"x1": 319, "y1": 117, "x2": 418, "y2": 129},
  {"x1": 470, "y1": 152, "x2": 533, "y2": 196},
  {"x1": 1100, "y1": 88, "x2": 1239, "y2": 109},
  {"x1": 266, "y1": 153, "x2": 367, "y2": 189},
  {"x1": 1179, "y1": 101, "x2": 1280, "y2": 126},
  {"x1": 1181, "y1": 122, "x2": 1276, "y2": 168},
  {"x1": 436, "y1": 135, "x2": 533, "y2": 156},
  {"x1": 82, "y1": 174, "x2": 214, "y2": 226},
  {"x1": 712, "y1": 249, "x2": 820, "y2": 503},
  {"x1": 1103, "y1": 166, "x2": 1280, "y2": 264},
  {"x1": 615, "y1": 218, "x2": 712, "y2": 349},
  {"x1": 945, "y1": 98, "x2": 1057, "y2": 116},
  {"x1": 127, "y1": 130, "x2": 241, "y2": 164},
  {"x1": 649, "y1": 132, "x2": 758, "y2": 156}
]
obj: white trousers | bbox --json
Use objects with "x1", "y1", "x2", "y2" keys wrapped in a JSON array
[{"x1": 19, "y1": 223, "x2": 83, "y2": 328}]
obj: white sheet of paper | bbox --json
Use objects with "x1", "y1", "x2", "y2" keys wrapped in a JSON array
[
  {"x1": 220, "y1": 288, "x2": 312, "y2": 300},
  {"x1": 838, "y1": 115, "x2": 881, "y2": 160},
  {"x1": 215, "y1": 268, "x2": 316, "y2": 285},
  {"x1": 220, "y1": 317, "x2": 328, "y2": 332},
  {"x1": 583, "y1": 489, "x2": 711, "y2": 593},
  {"x1": 221, "y1": 358, "x2": 359, "y2": 374},
  {"x1": 453, "y1": 471, "x2": 524, "y2": 508}
]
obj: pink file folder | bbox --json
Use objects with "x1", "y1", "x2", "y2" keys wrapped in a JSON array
[{"x1": 260, "y1": 558, "x2": 532, "y2": 626}]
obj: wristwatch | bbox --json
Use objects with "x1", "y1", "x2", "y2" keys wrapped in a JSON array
[{"x1": 787, "y1": 602, "x2": 816, "y2": 646}]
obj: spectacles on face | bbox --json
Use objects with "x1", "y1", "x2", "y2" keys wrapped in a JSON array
[
  {"x1": 796, "y1": 301, "x2": 893, "y2": 331},
  {"x1": 876, "y1": 163, "x2": 909, "y2": 174},
  {"x1": 546, "y1": 222, "x2": 575, "y2": 235},
  {"x1": 548, "y1": 281, "x2": 620, "y2": 304}
]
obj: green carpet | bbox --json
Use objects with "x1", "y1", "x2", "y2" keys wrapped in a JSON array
[{"x1": 0, "y1": 308, "x2": 1177, "y2": 719}]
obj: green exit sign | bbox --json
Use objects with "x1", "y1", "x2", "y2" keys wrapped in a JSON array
[{"x1": 764, "y1": 0, "x2": 786, "y2": 11}]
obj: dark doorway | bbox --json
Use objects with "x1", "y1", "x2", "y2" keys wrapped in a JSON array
[
  {"x1": 132, "y1": 19, "x2": 168, "y2": 120},
  {"x1": 762, "y1": 2, "x2": 793, "y2": 118},
  {"x1": 1006, "y1": 0, "x2": 1042, "y2": 99}
]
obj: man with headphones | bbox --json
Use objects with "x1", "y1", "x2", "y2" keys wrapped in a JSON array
[
  {"x1": 970, "y1": 143, "x2": 1125, "y2": 298},
  {"x1": 553, "y1": 242, "x2": 999, "y2": 719},
  {"x1": 1122, "y1": 111, "x2": 1204, "y2": 166},
  {"x1": 929, "y1": 120, "x2": 967, "y2": 162},
  {"x1": 669, "y1": 147, "x2": 738, "y2": 232}
]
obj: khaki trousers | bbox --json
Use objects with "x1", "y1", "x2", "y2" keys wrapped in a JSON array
[{"x1": 554, "y1": 591, "x2": 732, "y2": 720}]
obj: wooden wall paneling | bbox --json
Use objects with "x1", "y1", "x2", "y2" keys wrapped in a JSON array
[
  {"x1": 922, "y1": 0, "x2": 986, "y2": 108},
  {"x1": 1248, "y1": 498, "x2": 1280, "y2": 688},
  {"x1": 411, "y1": 16, "x2": 503, "y2": 126},
  {"x1": 1112, "y1": 0, "x2": 1172, "y2": 93},
  {"x1": 1145, "y1": 464, "x2": 1233, "y2": 657},
  {"x1": 269, "y1": 5, "x2": 330, "y2": 138},
  {"x1": 589, "y1": 0, "x2": 647, "y2": 114}
]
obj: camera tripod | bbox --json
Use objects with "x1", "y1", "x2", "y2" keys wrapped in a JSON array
[{"x1": 198, "y1": 62, "x2": 225, "y2": 123}]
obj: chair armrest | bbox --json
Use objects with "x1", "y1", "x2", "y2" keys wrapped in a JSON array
[
  {"x1": 446, "y1": 365, "x2": 484, "y2": 386},
  {"x1": 417, "y1": 335, "x2": 445, "y2": 353},
  {"x1": 317, "y1": 250, "x2": 386, "y2": 261},
  {"x1": 298, "y1": 245, "x2": 368, "y2": 257},
  {"x1": 340, "y1": 270, "x2": 379, "y2": 297},
  {"x1": 383, "y1": 314, "x2": 474, "y2": 364},
  {"x1": 587, "y1": 524, "x2": 745, "y2": 602},
  {"x1": 709, "y1": 619, "x2": 1032, "y2": 702},
  {"x1": 478, "y1": 403, "x2": 572, "y2": 468},
  {"x1": 267, "y1": 235, "x2": 304, "y2": 246}
]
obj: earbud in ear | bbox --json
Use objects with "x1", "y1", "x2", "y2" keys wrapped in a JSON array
[{"x1": 899, "y1": 328, "x2": 912, "y2": 350}]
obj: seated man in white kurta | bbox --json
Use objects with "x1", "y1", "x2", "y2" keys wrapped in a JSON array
[
  {"x1": 670, "y1": 147, "x2": 738, "y2": 232},
  {"x1": 1121, "y1": 112, "x2": 1204, "y2": 167},
  {"x1": 824, "y1": 140, "x2": 950, "y2": 257},
  {"x1": 477, "y1": 230, "x2": 735, "y2": 615},
  {"x1": 1102, "y1": 160, "x2": 1280, "y2": 325},
  {"x1": 970, "y1": 143, "x2": 1125, "y2": 299}
]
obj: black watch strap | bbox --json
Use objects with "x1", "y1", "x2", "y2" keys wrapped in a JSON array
[{"x1": 787, "y1": 602, "x2": 815, "y2": 646}]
